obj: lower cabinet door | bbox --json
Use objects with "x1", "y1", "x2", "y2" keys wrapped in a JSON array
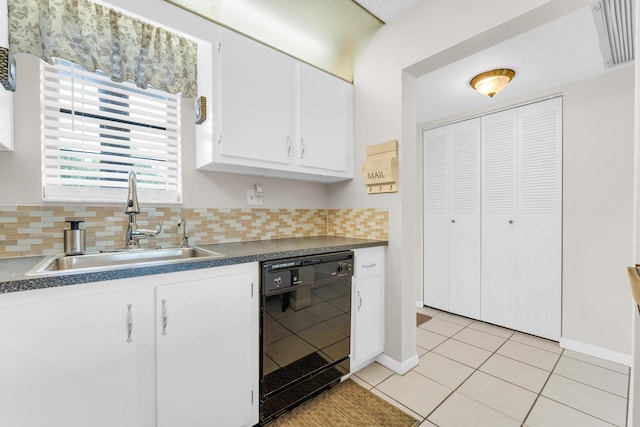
[
  {"x1": 352, "y1": 275, "x2": 383, "y2": 367},
  {"x1": 156, "y1": 265, "x2": 257, "y2": 427},
  {"x1": 0, "y1": 289, "x2": 139, "y2": 427}
]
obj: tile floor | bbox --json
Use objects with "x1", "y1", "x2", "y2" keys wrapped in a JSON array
[{"x1": 350, "y1": 307, "x2": 631, "y2": 427}]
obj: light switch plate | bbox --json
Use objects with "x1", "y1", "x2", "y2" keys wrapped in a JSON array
[{"x1": 247, "y1": 189, "x2": 263, "y2": 205}]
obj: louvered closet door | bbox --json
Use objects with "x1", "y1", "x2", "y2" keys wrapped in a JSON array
[
  {"x1": 423, "y1": 127, "x2": 451, "y2": 311},
  {"x1": 516, "y1": 98, "x2": 562, "y2": 340},
  {"x1": 449, "y1": 119, "x2": 481, "y2": 318},
  {"x1": 481, "y1": 109, "x2": 518, "y2": 329},
  {"x1": 423, "y1": 118, "x2": 480, "y2": 316}
]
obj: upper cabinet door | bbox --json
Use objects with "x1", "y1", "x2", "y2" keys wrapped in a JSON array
[
  {"x1": 219, "y1": 29, "x2": 294, "y2": 165},
  {"x1": 297, "y1": 63, "x2": 352, "y2": 173}
]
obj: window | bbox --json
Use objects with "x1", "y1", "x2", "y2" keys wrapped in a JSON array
[{"x1": 41, "y1": 59, "x2": 182, "y2": 204}]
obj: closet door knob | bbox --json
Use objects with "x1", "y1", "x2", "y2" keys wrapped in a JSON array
[
  {"x1": 451, "y1": 219, "x2": 455, "y2": 223},
  {"x1": 509, "y1": 220, "x2": 514, "y2": 224}
]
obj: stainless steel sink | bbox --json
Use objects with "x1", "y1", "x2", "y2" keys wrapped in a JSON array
[{"x1": 26, "y1": 247, "x2": 226, "y2": 277}]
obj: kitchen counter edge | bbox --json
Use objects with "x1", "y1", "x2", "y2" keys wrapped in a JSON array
[{"x1": 0, "y1": 237, "x2": 387, "y2": 294}]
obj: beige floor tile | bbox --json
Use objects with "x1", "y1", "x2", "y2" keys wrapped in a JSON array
[
  {"x1": 434, "y1": 311, "x2": 474, "y2": 326},
  {"x1": 416, "y1": 327, "x2": 447, "y2": 350},
  {"x1": 541, "y1": 374, "x2": 627, "y2": 426},
  {"x1": 562, "y1": 349, "x2": 630, "y2": 375},
  {"x1": 413, "y1": 352, "x2": 474, "y2": 389},
  {"x1": 376, "y1": 371, "x2": 452, "y2": 417},
  {"x1": 354, "y1": 361, "x2": 394, "y2": 387},
  {"x1": 554, "y1": 356, "x2": 628, "y2": 398},
  {"x1": 525, "y1": 396, "x2": 614, "y2": 427},
  {"x1": 416, "y1": 345, "x2": 429, "y2": 357},
  {"x1": 418, "y1": 306, "x2": 441, "y2": 317},
  {"x1": 468, "y1": 320, "x2": 515, "y2": 338},
  {"x1": 428, "y1": 392, "x2": 521, "y2": 427},
  {"x1": 348, "y1": 374, "x2": 373, "y2": 390},
  {"x1": 480, "y1": 353, "x2": 550, "y2": 393},
  {"x1": 458, "y1": 371, "x2": 537, "y2": 422},
  {"x1": 497, "y1": 340, "x2": 561, "y2": 371},
  {"x1": 433, "y1": 339, "x2": 492, "y2": 369},
  {"x1": 452, "y1": 327, "x2": 508, "y2": 352},
  {"x1": 369, "y1": 387, "x2": 423, "y2": 421},
  {"x1": 420, "y1": 317, "x2": 465, "y2": 337},
  {"x1": 510, "y1": 332, "x2": 562, "y2": 354}
]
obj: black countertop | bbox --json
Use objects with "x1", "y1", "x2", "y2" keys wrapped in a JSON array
[{"x1": 0, "y1": 236, "x2": 387, "y2": 294}]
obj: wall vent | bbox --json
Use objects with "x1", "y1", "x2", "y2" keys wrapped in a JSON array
[{"x1": 592, "y1": 0, "x2": 635, "y2": 67}]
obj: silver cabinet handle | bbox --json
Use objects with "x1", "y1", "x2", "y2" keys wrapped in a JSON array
[
  {"x1": 357, "y1": 290, "x2": 362, "y2": 311},
  {"x1": 287, "y1": 136, "x2": 291, "y2": 157},
  {"x1": 161, "y1": 299, "x2": 168, "y2": 335},
  {"x1": 126, "y1": 304, "x2": 133, "y2": 343},
  {"x1": 300, "y1": 138, "x2": 305, "y2": 159},
  {"x1": 362, "y1": 263, "x2": 377, "y2": 268},
  {"x1": 451, "y1": 219, "x2": 455, "y2": 223},
  {"x1": 509, "y1": 220, "x2": 514, "y2": 224}
]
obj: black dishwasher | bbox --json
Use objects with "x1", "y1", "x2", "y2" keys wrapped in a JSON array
[{"x1": 260, "y1": 251, "x2": 354, "y2": 424}]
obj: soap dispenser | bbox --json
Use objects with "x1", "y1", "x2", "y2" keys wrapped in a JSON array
[{"x1": 64, "y1": 219, "x2": 85, "y2": 255}]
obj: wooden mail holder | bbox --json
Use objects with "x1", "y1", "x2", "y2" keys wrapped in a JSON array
[{"x1": 362, "y1": 140, "x2": 398, "y2": 194}]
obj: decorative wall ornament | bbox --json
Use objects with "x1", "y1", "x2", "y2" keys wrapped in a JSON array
[
  {"x1": 0, "y1": 47, "x2": 16, "y2": 92},
  {"x1": 195, "y1": 96, "x2": 207, "y2": 124},
  {"x1": 361, "y1": 139, "x2": 398, "y2": 194}
]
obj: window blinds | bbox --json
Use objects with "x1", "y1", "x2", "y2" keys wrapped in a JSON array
[{"x1": 41, "y1": 59, "x2": 182, "y2": 204}]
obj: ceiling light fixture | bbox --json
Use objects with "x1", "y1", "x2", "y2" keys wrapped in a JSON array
[{"x1": 470, "y1": 68, "x2": 515, "y2": 97}]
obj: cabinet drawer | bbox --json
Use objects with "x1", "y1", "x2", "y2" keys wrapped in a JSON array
[{"x1": 354, "y1": 247, "x2": 384, "y2": 278}]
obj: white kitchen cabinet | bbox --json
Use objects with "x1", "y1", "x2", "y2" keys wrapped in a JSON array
[
  {"x1": 0, "y1": 263, "x2": 259, "y2": 427},
  {"x1": 218, "y1": 29, "x2": 294, "y2": 167},
  {"x1": 0, "y1": 88, "x2": 13, "y2": 151},
  {"x1": 0, "y1": 286, "x2": 140, "y2": 427},
  {"x1": 351, "y1": 246, "x2": 385, "y2": 372},
  {"x1": 196, "y1": 28, "x2": 353, "y2": 182},
  {"x1": 156, "y1": 263, "x2": 258, "y2": 427},
  {"x1": 297, "y1": 62, "x2": 352, "y2": 174},
  {"x1": 423, "y1": 118, "x2": 481, "y2": 319}
]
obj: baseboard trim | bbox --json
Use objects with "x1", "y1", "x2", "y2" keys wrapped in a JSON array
[
  {"x1": 560, "y1": 337, "x2": 632, "y2": 367},
  {"x1": 376, "y1": 353, "x2": 419, "y2": 375}
]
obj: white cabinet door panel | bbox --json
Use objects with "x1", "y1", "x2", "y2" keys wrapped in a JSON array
[
  {"x1": 156, "y1": 267, "x2": 256, "y2": 427},
  {"x1": 298, "y1": 63, "x2": 351, "y2": 173},
  {"x1": 0, "y1": 289, "x2": 139, "y2": 427},
  {"x1": 219, "y1": 29, "x2": 293, "y2": 165}
]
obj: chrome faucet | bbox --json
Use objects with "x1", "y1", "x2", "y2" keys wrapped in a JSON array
[
  {"x1": 177, "y1": 217, "x2": 189, "y2": 248},
  {"x1": 124, "y1": 171, "x2": 162, "y2": 249}
]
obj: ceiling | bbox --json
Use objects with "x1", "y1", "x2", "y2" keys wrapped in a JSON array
[
  {"x1": 354, "y1": 0, "x2": 418, "y2": 23},
  {"x1": 416, "y1": 4, "x2": 631, "y2": 124}
]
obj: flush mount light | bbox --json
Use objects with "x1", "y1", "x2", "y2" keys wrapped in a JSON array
[{"x1": 470, "y1": 68, "x2": 515, "y2": 97}]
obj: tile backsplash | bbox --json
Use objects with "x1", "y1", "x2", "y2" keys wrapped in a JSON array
[{"x1": 0, "y1": 206, "x2": 388, "y2": 258}]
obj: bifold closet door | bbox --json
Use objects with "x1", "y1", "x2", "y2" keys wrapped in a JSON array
[
  {"x1": 516, "y1": 98, "x2": 562, "y2": 340},
  {"x1": 423, "y1": 119, "x2": 481, "y2": 318},
  {"x1": 481, "y1": 97, "x2": 562, "y2": 340},
  {"x1": 481, "y1": 109, "x2": 518, "y2": 329}
]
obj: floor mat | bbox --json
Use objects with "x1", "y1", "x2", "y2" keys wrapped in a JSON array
[
  {"x1": 266, "y1": 379, "x2": 419, "y2": 426},
  {"x1": 417, "y1": 312, "x2": 432, "y2": 326}
]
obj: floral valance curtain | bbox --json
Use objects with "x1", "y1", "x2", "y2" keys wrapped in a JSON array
[{"x1": 8, "y1": 0, "x2": 197, "y2": 97}]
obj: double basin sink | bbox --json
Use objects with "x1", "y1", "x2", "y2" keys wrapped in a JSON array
[{"x1": 27, "y1": 247, "x2": 226, "y2": 277}]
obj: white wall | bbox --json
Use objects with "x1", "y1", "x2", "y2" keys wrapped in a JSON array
[
  {"x1": 562, "y1": 67, "x2": 634, "y2": 359},
  {"x1": 330, "y1": 0, "x2": 598, "y2": 366},
  {"x1": 0, "y1": 0, "x2": 330, "y2": 209}
]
